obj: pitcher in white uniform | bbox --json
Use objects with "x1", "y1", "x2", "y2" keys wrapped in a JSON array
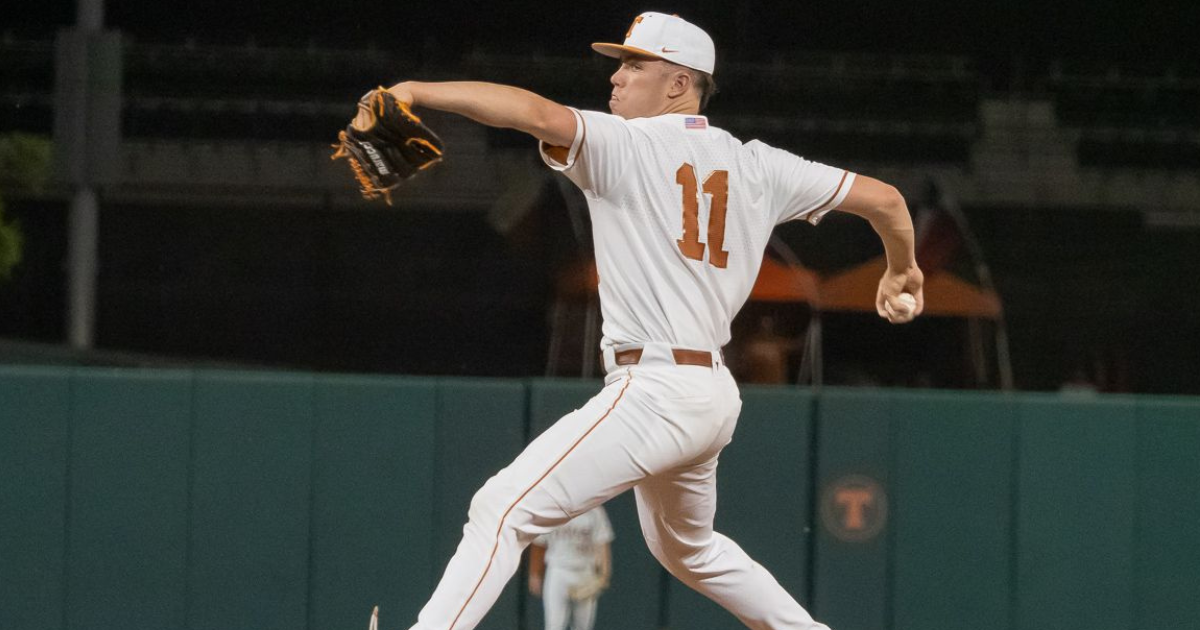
[
  {"x1": 528, "y1": 506, "x2": 614, "y2": 630},
  {"x1": 377, "y1": 11, "x2": 924, "y2": 630}
]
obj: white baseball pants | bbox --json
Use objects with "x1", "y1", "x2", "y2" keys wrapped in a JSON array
[
  {"x1": 542, "y1": 566, "x2": 599, "y2": 630},
  {"x1": 409, "y1": 345, "x2": 830, "y2": 630}
]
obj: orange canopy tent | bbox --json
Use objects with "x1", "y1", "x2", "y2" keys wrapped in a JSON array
[
  {"x1": 549, "y1": 256, "x2": 820, "y2": 377},
  {"x1": 751, "y1": 257, "x2": 821, "y2": 303},
  {"x1": 817, "y1": 255, "x2": 1003, "y2": 318},
  {"x1": 556, "y1": 256, "x2": 821, "y2": 304},
  {"x1": 549, "y1": 253, "x2": 1010, "y2": 387},
  {"x1": 810, "y1": 254, "x2": 1011, "y2": 388},
  {"x1": 556, "y1": 254, "x2": 1003, "y2": 318}
]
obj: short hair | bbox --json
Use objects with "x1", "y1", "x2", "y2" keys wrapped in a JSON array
[
  {"x1": 690, "y1": 69, "x2": 717, "y2": 112},
  {"x1": 659, "y1": 61, "x2": 718, "y2": 112}
]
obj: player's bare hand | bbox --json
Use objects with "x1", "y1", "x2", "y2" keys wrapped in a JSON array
[
  {"x1": 386, "y1": 82, "x2": 417, "y2": 107},
  {"x1": 876, "y1": 265, "x2": 924, "y2": 324},
  {"x1": 529, "y1": 574, "x2": 543, "y2": 598}
]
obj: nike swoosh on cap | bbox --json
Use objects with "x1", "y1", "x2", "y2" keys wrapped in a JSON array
[{"x1": 661, "y1": 47, "x2": 678, "y2": 53}]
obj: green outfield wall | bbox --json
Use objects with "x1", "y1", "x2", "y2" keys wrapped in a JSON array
[{"x1": 1, "y1": 366, "x2": 1197, "y2": 630}]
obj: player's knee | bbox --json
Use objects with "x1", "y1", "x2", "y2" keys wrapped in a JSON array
[
  {"x1": 466, "y1": 476, "x2": 509, "y2": 525},
  {"x1": 466, "y1": 478, "x2": 548, "y2": 545},
  {"x1": 645, "y1": 536, "x2": 719, "y2": 577},
  {"x1": 505, "y1": 493, "x2": 567, "y2": 541},
  {"x1": 639, "y1": 532, "x2": 669, "y2": 565},
  {"x1": 676, "y1": 545, "x2": 714, "y2": 572},
  {"x1": 640, "y1": 524, "x2": 694, "y2": 573},
  {"x1": 642, "y1": 537, "x2": 686, "y2": 574}
]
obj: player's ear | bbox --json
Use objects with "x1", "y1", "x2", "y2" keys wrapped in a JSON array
[{"x1": 667, "y1": 69, "x2": 693, "y2": 99}]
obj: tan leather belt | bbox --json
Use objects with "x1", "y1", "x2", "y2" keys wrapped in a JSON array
[{"x1": 614, "y1": 347, "x2": 714, "y2": 368}]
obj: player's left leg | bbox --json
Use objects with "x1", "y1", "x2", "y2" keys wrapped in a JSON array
[
  {"x1": 409, "y1": 374, "x2": 635, "y2": 630},
  {"x1": 410, "y1": 368, "x2": 714, "y2": 630},
  {"x1": 569, "y1": 591, "x2": 599, "y2": 630}
]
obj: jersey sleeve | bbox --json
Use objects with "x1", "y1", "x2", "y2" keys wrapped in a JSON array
[
  {"x1": 539, "y1": 108, "x2": 633, "y2": 197},
  {"x1": 749, "y1": 140, "x2": 856, "y2": 226}
]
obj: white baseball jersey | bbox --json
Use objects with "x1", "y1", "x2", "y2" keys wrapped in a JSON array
[
  {"x1": 541, "y1": 109, "x2": 855, "y2": 351},
  {"x1": 532, "y1": 506, "x2": 614, "y2": 571}
]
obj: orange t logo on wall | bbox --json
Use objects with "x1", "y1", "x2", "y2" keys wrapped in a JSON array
[
  {"x1": 820, "y1": 475, "x2": 888, "y2": 543},
  {"x1": 625, "y1": 16, "x2": 645, "y2": 39},
  {"x1": 834, "y1": 488, "x2": 873, "y2": 531}
]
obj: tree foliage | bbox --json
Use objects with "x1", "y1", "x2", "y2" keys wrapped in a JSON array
[{"x1": 0, "y1": 134, "x2": 51, "y2": 281}]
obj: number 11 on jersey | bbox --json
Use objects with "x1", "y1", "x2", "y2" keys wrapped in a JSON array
[{"x1": 675, "y1": 163, "x2": 730, "y2": 269}]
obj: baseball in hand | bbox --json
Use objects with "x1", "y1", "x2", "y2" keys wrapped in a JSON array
[{"x1": 886, "y1": 292, "x2": 917, "y2": 318}]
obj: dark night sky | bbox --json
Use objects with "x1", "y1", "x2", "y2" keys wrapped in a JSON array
[{"x1": 14, "y1": 0, "x2": 1200, "y2": 67}]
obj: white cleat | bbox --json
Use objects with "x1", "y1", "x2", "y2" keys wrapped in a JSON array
[{"x1": 369, "y1": 606, "x2": 379, "y2": 630}]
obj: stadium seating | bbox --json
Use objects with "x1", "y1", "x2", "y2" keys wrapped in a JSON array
[
  {"x1": 1077, "y1": 135, "x2": 1200, "y2": 170},
  {"x1": 1, "y1": 37, "x2": 1195, "y2": 171}
]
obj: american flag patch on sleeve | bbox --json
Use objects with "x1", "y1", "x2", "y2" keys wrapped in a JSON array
[{"x1": 684, "y1": 117, "x2": 707, "y2": 130}]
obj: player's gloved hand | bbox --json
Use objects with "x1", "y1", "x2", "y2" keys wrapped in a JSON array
[
  {"x1": 568, "y1": 574, "x2": 609, "y2": 601},
  {"x1": 331, "y1": 86, "x2": 445, "y2": 205},
  {"x1": 876, "y1": 265, "x2": 924, "y2": 324}
]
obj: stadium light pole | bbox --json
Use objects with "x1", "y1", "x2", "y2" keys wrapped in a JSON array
[{"x1": 63, "y1": 0, "x2": 106, "y2": 349}]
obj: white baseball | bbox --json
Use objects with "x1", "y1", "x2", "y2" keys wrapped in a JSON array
[{"x1": 886, "y1": 292, "x2": 917, "y2": 317}]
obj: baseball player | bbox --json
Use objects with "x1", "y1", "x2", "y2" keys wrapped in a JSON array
[
  {"x1": 377, "y1": 11, "x2": 924, "y2": 630},
  {"x1": 528, "y1": 506, "x2": 613, "y2": 630}
]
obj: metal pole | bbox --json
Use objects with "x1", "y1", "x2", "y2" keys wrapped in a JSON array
[
  {"x1": 582, "y1": 296, "x2": 599, "y2": 378},
  {"x1": 995, "y1": 320, "x2": 1015, "y2": 390},
  {"x1": 811, "y1": 313, "x2": 824, "y2": 388},
  {"x1": 67, "y1": 190, "x2": 98, "y2": 348},
  {"x1": 934, "y1": 175, "x2": 1015, "y2": 390},
  {"x1": 66, "y1": 0, "x2": 105, "y2": 349},
  {"x1": 767, "y1": 235, "x2": 823, "y2": 388},
  {"x1": 78, "y1": 0, "x2": 104, "y2": 30}
]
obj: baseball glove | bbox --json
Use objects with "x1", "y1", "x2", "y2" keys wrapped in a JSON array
[
  {"x1": 568, "y1": 574, "x2": 609, "y2": 601},
  {"x1": 331, "y1": 87, "x2": 445, "y2": 205}
]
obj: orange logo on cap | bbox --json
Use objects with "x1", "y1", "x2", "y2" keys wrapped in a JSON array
[{"x1": 625, "y1": 15, "x2": 644, "y2": 39}]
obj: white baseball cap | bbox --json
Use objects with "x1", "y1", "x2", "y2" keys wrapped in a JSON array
[{"x1": 592, "y1": 12, "x2": 716, "y2": 75}]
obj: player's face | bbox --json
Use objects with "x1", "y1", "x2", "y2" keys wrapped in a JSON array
[{"x1": 609, "y1": 55, "x2": 674, "y2": 119}]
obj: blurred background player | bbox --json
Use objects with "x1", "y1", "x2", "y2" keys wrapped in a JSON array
[{"x1": 528, "y1": 506, "x2": 614, "y2": 630}]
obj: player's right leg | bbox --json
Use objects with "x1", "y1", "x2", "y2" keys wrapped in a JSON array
[
  {"x1": 542, "y1": 567, "x2": 570, "y2": 630},
  {"x1": 634, "y1": 461, "x2": 831, "y2": 630}
]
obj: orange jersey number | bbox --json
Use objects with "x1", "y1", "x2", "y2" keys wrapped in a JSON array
[{"x1": 675, "y1": 163, "x2": 730, "y2": 269}]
